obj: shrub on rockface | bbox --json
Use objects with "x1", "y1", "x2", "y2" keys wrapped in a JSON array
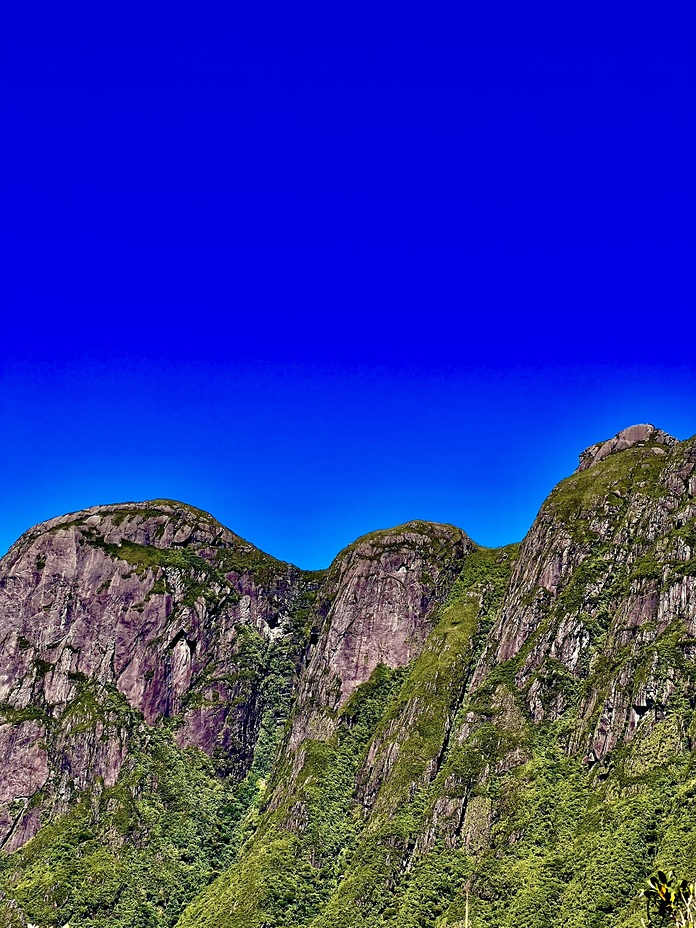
[{"x1": 642, "y1": 872, "x2": 696, "y2": 927}]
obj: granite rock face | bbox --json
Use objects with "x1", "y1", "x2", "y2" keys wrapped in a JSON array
[
  {"x1": 287, "y1": 521, "x2": 474, "y2": 751},
  {"x1": 1, "y1": 426, "x2": 696, "y2": 928},
  {"x1": 471, "y1": 424, "x2": 696, "y2": 755},
  {"x1": 577, "y1": 422, "x2": 677, "y2": 471},
  {"x1": 425, "y1": 425, "x2": 696, "y2": 858},
  {"x1": 0, "y1": 500, "x2": 315, "y2": 850}
]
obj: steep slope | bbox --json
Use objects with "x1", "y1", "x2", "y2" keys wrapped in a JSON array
[
  {"x1": 0, "y1": 424, "x2": 695, "y2": 928},
  {"x1": 408, "y1": 424, "x2": 696, "y2": 927},
  {"x1": 177, "y1": 425, "x2": 696, "y2": 928},
  {"x1": 288, "y1": 522, "x2": 474, "y2": 751},
  {"x1": 0, "y1": 500, "x2": 320, "y2": 925},
  {"x1": 177, "y1": 522, "x2": 477, "y2": 928}
]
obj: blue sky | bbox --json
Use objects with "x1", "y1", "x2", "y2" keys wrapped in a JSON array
[{"x1": 2, "y1": 3, "x2": 694, "y2": 568}]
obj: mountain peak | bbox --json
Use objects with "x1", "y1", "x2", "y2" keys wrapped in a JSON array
[{"x1": 577, "y1": 423, "x2": 677, "y2": 471}]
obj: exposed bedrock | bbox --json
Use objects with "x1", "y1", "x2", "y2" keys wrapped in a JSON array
[
  {"x1": 287, "y1": 520, "x2": 475, "y2": 752},
  {"x1": 467, "y1": 426, "x2": 696, "y2": 764},
  {"x1": 0, "y1": 500, "x2": 315, "y2": 848},
  {"x1": 1, "y1": 425, "x2": 696, "y2": 928}
]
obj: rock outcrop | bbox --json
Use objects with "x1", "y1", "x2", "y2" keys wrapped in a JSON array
[
  {"x1": 287, "y1": 521, "x2": 474, "y2": 752},
  {"x1": 0, "y1": 500, "x2": 317, "y2": 851},
  {"x1": 577, "y1": 422, "x2": 677, "y2": 471},
  {"x1": 0, "y1": 426, "x2": 695, "y2": 928},
  {"x1": 472, "y1": 422, "x2": 695, "y2": 755}
]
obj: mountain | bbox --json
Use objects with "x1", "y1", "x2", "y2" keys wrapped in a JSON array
[{"x1": 0, "y1": 424, "x2": 694, "y2": 928}]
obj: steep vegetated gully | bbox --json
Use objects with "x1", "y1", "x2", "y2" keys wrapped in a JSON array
[{"x1": 0, "y1": 424, "x2": 694, "y2": 927}]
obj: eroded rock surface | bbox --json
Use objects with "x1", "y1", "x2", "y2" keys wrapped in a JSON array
[
  {"x1": 464, "y1": 428, "x2": 696, "y2": 763},
  {"x1": 0, "y1": 500, "x2": 316, "y2": 848},
  {"x1": 2, "y1": 425, "x2": 696, "y2": 928},
  {"x1": 577, "y1": 422, "x2": 676, "y2": 471},
  {"x1": 287, "y1": 521, "x2": 474, "y2": 751}
]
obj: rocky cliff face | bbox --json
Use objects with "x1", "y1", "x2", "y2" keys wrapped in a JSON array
[
  {"x1": 0, "y1": 425, "x2": 695, "y2": 928},
  {"x1": 477, "y1": 422, "x2": 696, "y2": 754},
  {"x1": 287, "y1": 522, "x2": 473, "y2": 752},
  {"x1": 0, "y1": 500, "x2": 317, "y2": 854},
  {"x1": 413, "y1": 423, "x2": 696, "y2": 870}
]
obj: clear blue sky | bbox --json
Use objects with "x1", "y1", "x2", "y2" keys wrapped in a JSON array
[{"x1": 2, "y1": 4, "x2": 694, "y2": 568}]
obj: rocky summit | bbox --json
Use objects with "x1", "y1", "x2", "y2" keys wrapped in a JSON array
[{"x1": 0, "y1": 424, "x2": 694, "y2": 928}]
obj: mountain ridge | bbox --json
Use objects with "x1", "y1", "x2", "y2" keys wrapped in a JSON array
[
  {"x1": 2, "y1": 422, "x2": 679, "y2": 570},
  {"x1": 0, "y1": 424, "x2": 694, "y2": 928}
]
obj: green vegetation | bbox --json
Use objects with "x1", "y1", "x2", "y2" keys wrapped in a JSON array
[
  {"x1": 642, "y1": 871, "x2": 696, "y2": 927},
  {"x1": 81, "y1": 516, "x2": 303, "y2": 606},
  {"x1": 176, "y1": 544, "x2": 519, "y2": 928},
  {"x1": 0, "y1": 722, "x2": 246, "y2": 927},
  {"x1": 2, "y1": 440, "x2": 696, "y2": 928},
  {"x1": 547, "y1": 441, "x2": 671, "y2": 543},
  {"x1": 0, "y1": 644, "x2": 312, "y2": 928},
  {"x1": 177, "y1": 663, "x2": 407, "y2": 928},
  {"x1": 0, "y1": 504, "x2": 320, "y2": 927}
]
